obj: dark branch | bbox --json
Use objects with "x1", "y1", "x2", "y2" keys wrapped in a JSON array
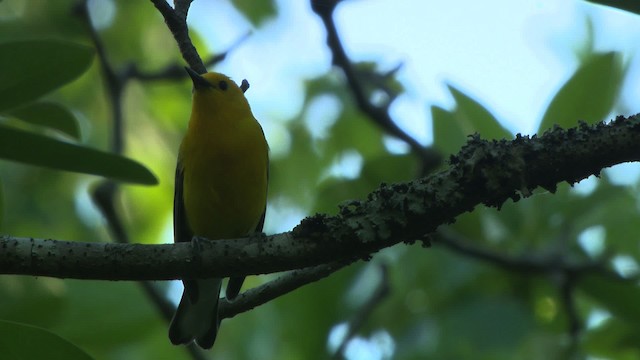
[
  {"x1": 126, "y1": 32, "x2": 251, "y2": 82},
  {"x1": 2, "y1": 116, "x2": 640, "y2": 282},
  {"x1": 149, "y1": 0, "x2": 205, "y2": 72},
  {"x1": 219, "y1": 262, "x2": 345, "y2": 319},
  {"x1": 74, "y1": 0, "x2": 124, "y2": 154},
  {"x1": 311, "y1": 0, "x2": 441, "y2": 173}
]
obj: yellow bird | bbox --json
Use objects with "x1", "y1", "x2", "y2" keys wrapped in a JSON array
[{"x1": 169, "y1": 67, "x2": 269, "y2": 349}]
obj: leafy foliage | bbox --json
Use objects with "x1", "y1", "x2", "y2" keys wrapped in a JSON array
[
  {"x1": 7, "y1": 101, "x2": 82, "y2": 139},
  {"x1": 0, "y1": 1, "x2": 639, "y2": 360},
  {"x1": 0, "y1": 38, "x2": 157, "y2": 184},
  {"x1": 538, "y1": 51, "x2": 625, "y2": 133},
  {"x1": 0, "y1": 320, "x2": 93, "y2": 360},
  {"x1": 230, "y1": 0, "x2": 276, "y2": 26},
  {"x1": 0, "y1": 40, "x2": 93, "y2": 112},
  {"x1": 0, "y1": 124, "x2": 157, "y2": 185}
]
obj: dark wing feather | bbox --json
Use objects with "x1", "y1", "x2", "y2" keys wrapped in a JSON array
[
  {"x1": 174, "y1": 161, "x2": 192, "y2": 244},
  {"x1": 174, "y1": 160, "x2": 198, "y2": 302}
]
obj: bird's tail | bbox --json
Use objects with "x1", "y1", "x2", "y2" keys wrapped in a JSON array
[{"x1": 169, "y1": 278, "x2": 222, "y2": 349}]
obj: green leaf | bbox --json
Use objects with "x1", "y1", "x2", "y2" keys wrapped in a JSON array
[
  {"x1": 0, "y1": 124, "x2": 157, "y2": 185},
  {"x1": 448, "y1": 85, "x2": 512, "y2": 140},
  {"x1": 538, "y1": 52, "x2": 624, "y2": 134},
  {"x1": 0, "y1": 40, "x2": 94, "y2": 112},
  {"x1": 585, "y1": 0, "x2": 640, "y2": 16},
  {"x1": 432, "y1": 86, "x2": 511, "y2": 156},
  {"x1": 6, "y1": 101, "x2": 81, "y2": 139},
  {"x1": 584, "y1": 318, "x2": 640, "y2": 355},
  {"x1": 439, "y1": 295, "x2": 533, "y2": 354},
  {"x1": 578, "y1": 273, "x2": 640, "y2": 323},
  {"x1": 432, "y1": 105, "x2": 466, "y2": 156},
  {"x1": 0, "y1": 320, "x2": 93, "y2": 360},
  {"x1": 0, "y1": 177, "x2": 3, "y2": 231},
  {"x1": 230, "y1": 0, "x2": 276, "y2": 26}
]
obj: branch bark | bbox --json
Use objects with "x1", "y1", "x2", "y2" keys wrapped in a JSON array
[
  {"x1": 150, "y1": 0, "x2": 205, "y2": 72},
  {"x1": 2, "y1": 115, "x2": 640, "y2": 281}
]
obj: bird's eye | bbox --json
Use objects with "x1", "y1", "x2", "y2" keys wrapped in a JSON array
[{"x1": 218, "y1": 80, "x2": 228, "y2": 91}]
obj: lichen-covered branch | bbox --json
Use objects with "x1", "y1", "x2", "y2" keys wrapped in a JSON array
[{"x1": 1, "y1": 115, "x2": 639, "y2": 281}]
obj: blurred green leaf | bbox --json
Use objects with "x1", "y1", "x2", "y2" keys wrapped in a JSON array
[
  {"x1": 0, "y1": 40, "x2": 94, "y2": 112},
  {"x1": 0, "y1": 177, "x2": 3, "y2": 230},
  {"x1": 439, "y1": 295, "x2": 533, "y2": 357},
  {"x1": 270, "y1": 122, "x2": 321, "y2": 209},
  {"x1": 538, "y1": 52, "x2": 624, "y2": 134},
  {"x1": 584, "y1": 318, "x2": 640, "y2": 356},
  {"x1": 432, "y1": 105, "x2": 466, "y2": 156},
  {"x1": 578, "y1": 273, "x2": 640, "y2": 323},
  {"x1": 6, "y1": 101, "x2": 81, "y2": 139},
  {"x1": 52, "y1": 281, "x2": 166, "y2": 353},
  {"x1": 230, "y1": 0, "x2": 276, "y2": 26},
  {"x1": 0, "y1": 277, "x2": 67, "y2": 327},
  {"x1": 585, "y1": 0, "x2": 640, "y2": 15},
  {"x1": 0, "y1": 124, "x2": 157, "y2": 185},
  {"x1": 0, "y1": 320, "x2": 93, "y2": 360},
  {"x1": 315, "y1": 178, "x2": 364, "y2": 214},
  {"x1": 432, "y1": 85, "x2": 511, "y2": 156},
  {"x1": 448, "y1": 85, "x2": 512, "y2": 140},
  {"x1": 360, "y1": 153, "x2": 417, "y2": 183}
]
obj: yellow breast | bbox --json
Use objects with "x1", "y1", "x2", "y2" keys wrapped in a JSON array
[{"x1": 180, "y1": 94, "x2": 268, "y2": 240}]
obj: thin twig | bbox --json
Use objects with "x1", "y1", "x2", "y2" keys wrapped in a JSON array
[
  {"x1": 126, "y1": 32, "x2": 251, "y2": 82},
  {"x1": 310, "y1": 0, "x2": 441, "y2": 174},
  {"x1": 219, "y1": 262, "x2": 346, "y2": 320},
  {"x1": 149, "y1": 0, "x2": 205, "y2": 72},
  {"x1": 435, "y1": 228, "x2": 603, "y2": 275},
  {"x1": 332, "y1": 264, "x2": 390, "y2": 359}
]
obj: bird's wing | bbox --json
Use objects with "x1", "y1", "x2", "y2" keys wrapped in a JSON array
[{"x1": 174, "y1": 160, "x2": 199, "y2": 302}]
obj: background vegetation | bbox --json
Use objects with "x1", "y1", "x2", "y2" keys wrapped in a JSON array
[{"x1": 0, "y1": 0, "x2": 639, "y2": 359}]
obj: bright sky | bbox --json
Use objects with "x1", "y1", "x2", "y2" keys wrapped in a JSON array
[{"x1": 191, "y1": 0, "x2": 640, "y2": 140}]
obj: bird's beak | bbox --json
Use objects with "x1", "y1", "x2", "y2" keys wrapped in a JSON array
[{"x1": 185, "y1": 67, "x2": 212, "y2": 90}]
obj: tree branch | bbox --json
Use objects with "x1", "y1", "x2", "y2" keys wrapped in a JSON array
[
  {"x1": 219, "y1": 262, "x2": 345, "y2": 319},
  {"x1": 125, "y1": 32, "x2": 250, "y2": 82},
  {"x1": 2, "y1": 115, "x2": 640, "y2": 281},
  {"x1": 149, "y1": 0, "x2": 205, "y2": 72},
  {"x1": 311, "y1": 0, "x2": 441, "y2": 173}
]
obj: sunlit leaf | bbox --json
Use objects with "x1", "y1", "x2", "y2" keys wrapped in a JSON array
[
  {"x1": 448, "y1": 85, "x2": 512, "y2": 140},
  {"x1": 538, "y1": 52, "x2": 624, "y2": 133},
  {"x1": 432, "y1": 105, "x2": 466, "y2": 156},
  {"x1": 0, "y1": 40, "x2": 94, "y2": 112},
  {"x1": 0, "y1": 124, "x2": 157, "y2": 185},
  {"x1": 230, "y1": 0, "x2": 276, "y2": 26},
  {"x1": 0, "y1": 320, "x2": 93, "y2": 360},
  {"x1": 433, "y1": 86, "x2": 511, "y2": 157},
  {"x1": 6, "y1": 101, "x2": 81, "y2": 139}
]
